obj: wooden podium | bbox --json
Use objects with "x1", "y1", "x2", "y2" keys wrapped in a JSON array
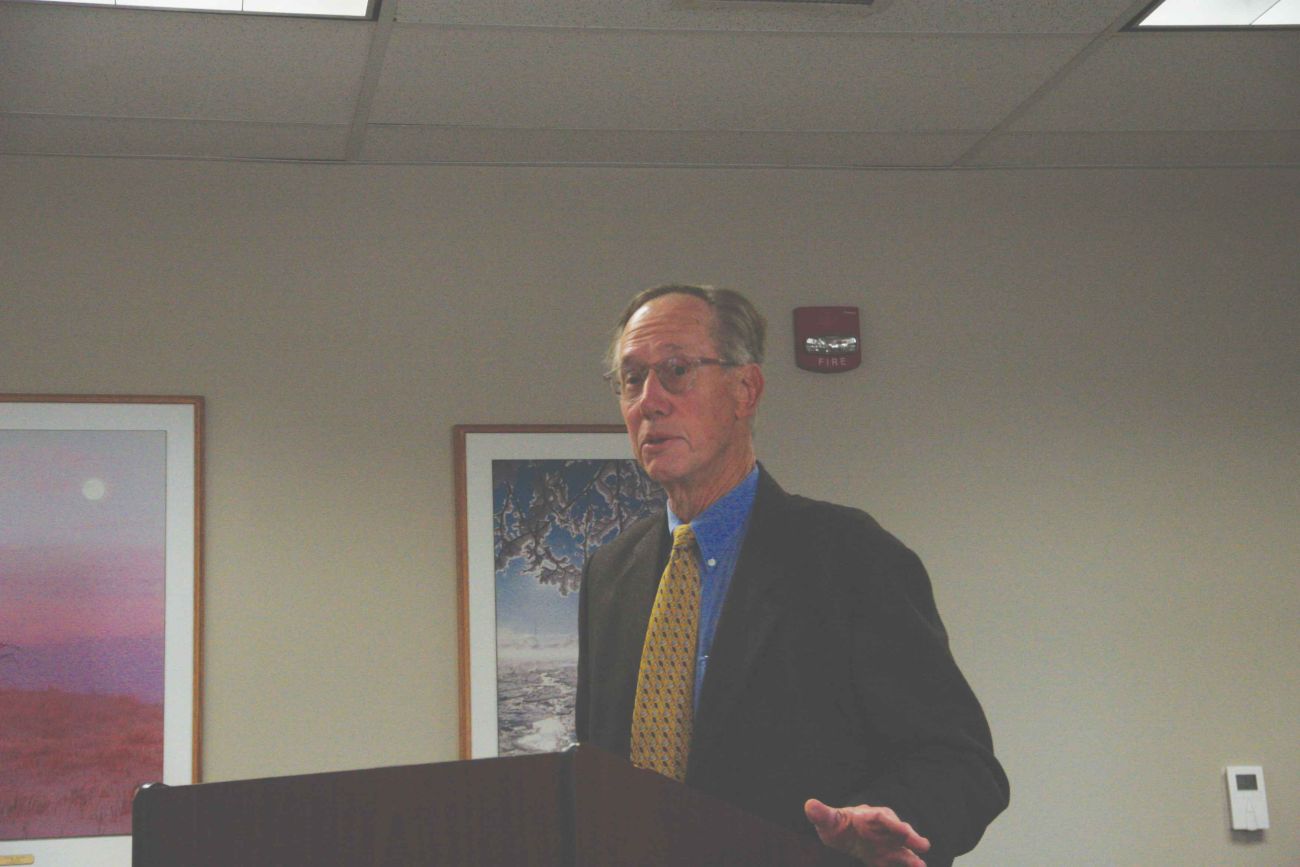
[{"x1": 132, "y1": 744, "x2": 857, "y2": 866}]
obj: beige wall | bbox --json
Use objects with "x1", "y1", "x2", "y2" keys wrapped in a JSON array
[{"x1": 1, "y1": 155, "x2": 1296, "y2": 864}]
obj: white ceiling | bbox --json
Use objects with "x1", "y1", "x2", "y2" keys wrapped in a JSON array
[{"x1": 1, "y1": 0, "x2": 1297, "y2": 168}]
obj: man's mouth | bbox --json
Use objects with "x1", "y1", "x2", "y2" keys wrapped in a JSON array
[{"x1": 642, "y1": 434, "x2": 678, "y2": 450}]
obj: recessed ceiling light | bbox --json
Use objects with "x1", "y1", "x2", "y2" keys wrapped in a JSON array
[
  {"x1": 25, "y1": 0, "x2": 372, "y2": 18},
  {"x1": 1129, "y1": 0, "x2": 1300, "y2": 28}
]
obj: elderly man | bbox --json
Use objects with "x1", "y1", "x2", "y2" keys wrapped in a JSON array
[{"x1": 575, "y1": 285, "x2": 1008, "y2": 867}]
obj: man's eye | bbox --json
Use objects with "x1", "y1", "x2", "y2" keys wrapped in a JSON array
[
  {"x1": 667, "y1": 360, "x2": 690, "y2": 377},
  {"x1": 623, "y1": 370, "x2": 646, "y2": 386}
]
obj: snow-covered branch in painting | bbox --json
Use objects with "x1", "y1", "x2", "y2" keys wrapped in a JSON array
[{"x1": 493, "y1": 459, "x2": 663, "y2": 596}]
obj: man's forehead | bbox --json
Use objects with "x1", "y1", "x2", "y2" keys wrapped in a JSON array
[
  {"x1": 618, "y1": 328, "x2": 714, "y2": 364},
  {"x1": 618, "y1": 340, "x2": 689, "y2": 366},
  {"x1": 619, "y1": 296, "x2": 715, "y2": 359}
]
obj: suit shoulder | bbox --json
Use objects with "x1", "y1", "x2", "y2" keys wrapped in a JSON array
[
  {"x1": 767, "y1": 486, "x2": 944, "y2": 632},
  {"x1": 777, "y1": 490, "x2": 919, "y2": 566}
]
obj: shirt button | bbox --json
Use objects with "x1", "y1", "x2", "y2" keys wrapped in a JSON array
[{"x1": 707, "y1": 558, "x2": 717, "y2": 568}]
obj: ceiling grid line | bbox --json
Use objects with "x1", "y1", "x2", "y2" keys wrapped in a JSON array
[
  {"x1": 951, "y1": 0, "x2": 1158, "y2": 168},
  {"x1": 343, "y1": 0, "x2": 399, "y2": 161}
]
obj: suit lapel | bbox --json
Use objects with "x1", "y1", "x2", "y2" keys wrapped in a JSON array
[
  {"x1": 689, "y1": 470, "x2": 793, "y2": 769},
  {"x1": 600, "y1": 516, "x2": 670, "y2": 745}
]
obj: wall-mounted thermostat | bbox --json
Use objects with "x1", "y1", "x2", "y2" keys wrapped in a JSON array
[{"x1": 1225, "y1": 766, "x2": 1269, "y2": 831}]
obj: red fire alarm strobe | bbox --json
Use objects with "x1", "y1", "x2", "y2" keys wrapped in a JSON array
[{"x1": 794, "y1": 306, "x2": 861, "y2": 373}]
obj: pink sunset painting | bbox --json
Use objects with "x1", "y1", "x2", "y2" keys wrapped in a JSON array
[{"x1": 0, "y1": 429, "x2": 167, "y2": 840}]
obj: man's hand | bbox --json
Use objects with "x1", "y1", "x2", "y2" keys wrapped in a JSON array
[{"x1": 804, "y1": 799, "x2": 931, "y2": 867}]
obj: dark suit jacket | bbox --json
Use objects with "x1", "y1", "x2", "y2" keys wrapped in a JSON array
[{"x1": 576, "y1": 468, "x2": 1008, "y2": 866}]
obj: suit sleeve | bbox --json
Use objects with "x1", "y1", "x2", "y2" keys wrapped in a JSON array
[{"x1": 829, "y1": 520, "x2": 1009, "y2": 866}]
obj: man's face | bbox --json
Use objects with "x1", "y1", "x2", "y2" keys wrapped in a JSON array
[{"x1": 615, "y1": 294, "x2": 760, "y2": 513}]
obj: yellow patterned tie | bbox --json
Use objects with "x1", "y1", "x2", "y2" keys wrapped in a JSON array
[{"x1": 629, "y1": 523, "x2": 701, "y2": 782}]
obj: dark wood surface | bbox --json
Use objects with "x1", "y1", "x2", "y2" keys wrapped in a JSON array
[
  {"x1": 133, "y1": 745, "x2": 857, "y2": 866},
  {"x1": 571, "y1": 744, "x2": 858, "y2": 867}
]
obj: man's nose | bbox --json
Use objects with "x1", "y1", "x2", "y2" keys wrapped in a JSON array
[{"x1": 635, "y1": 369, "x2": 673, "y2": 414}]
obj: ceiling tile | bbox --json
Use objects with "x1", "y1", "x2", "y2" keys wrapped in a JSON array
[
  {"x1": 0, "y1": 0, "x2": 1289, "y2": 168},
  {"x1": 0, "y1": 114, "x2": 350, "y2": 160},
  {"x1": 1010, "y1": 32, "x2": 1300, "y2": 132},
  {"x1": 965, "y1": 130, "x2": 1300, "y2": 167},
  {"x1": 371, "y1": 27, "x2": 1088, "y2": 133},
  {"x1": 359, "y1": 124, "x2": 981, "y2": 167},
  {"x1": 397, "y1": 0, "x2": 1138, "y2": 36},
  {"x1": 0, "y1": 4, "x2": 373, "y2": 124}
]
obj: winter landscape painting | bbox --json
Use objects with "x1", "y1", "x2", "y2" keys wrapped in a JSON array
[
  {"x1": 456, "y1": 427, "x2": 663, "y2": 759},
  {"x1": 0, "y1": 397, "x2": 199, "y2": 867}
]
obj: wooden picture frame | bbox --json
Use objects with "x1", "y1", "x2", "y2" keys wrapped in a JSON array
[
  {"x1": 453, "y1": 424, "x2": 662, "y2": 760},
  {"x1": 0, "y1": 395, "x2": 202, "y2": 867}
]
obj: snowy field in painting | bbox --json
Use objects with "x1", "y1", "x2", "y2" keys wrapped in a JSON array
[{"x1": 496, "y1": 632, "x2": 578, "y2": 756}]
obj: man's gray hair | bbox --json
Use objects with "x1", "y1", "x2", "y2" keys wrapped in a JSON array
[{"x1": 605, "y1": 284, "x2": 767, "y2": 373}]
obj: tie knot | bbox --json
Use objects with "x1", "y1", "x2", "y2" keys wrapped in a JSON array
[{"x1": 672, "y1": 523, "x2": 695, "y2": 550}]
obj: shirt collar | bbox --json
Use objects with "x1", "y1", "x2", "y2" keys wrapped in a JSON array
[{"x1": 667, "y1": 465, "x2": 760, "y2": 567}]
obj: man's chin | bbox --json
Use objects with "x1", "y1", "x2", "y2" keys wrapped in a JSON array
[
  {"x1": 639, "y1": 454, "x2": 684, "y2": 487},
  {"x1": 639, "y1": 441, "x2": 679, "y2": 469}
]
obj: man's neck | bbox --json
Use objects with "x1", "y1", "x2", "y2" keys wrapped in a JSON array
[{"x1": 665, "y1": 457, "x2": 757, "y2": 522}]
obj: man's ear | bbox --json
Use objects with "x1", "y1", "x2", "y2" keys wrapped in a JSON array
[{"x1": 733, "y1": 363, "x2": 764, "y2": 420}]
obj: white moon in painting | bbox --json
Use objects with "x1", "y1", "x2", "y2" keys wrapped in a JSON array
[{"x1": 82, "y1": 477, "x2": 108, "y2": 501}]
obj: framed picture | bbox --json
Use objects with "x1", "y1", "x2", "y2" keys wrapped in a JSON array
[
  {"x1": 0, "y1": 395, "x2": 202, "y2": 867},
  {"x1": 454, "y1": 425, "x2": 664, "y2": 760}
]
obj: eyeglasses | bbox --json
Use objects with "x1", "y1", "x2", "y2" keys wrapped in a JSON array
[{"x1": 606, "y1": 356, "x2": 736, "y2": 399}]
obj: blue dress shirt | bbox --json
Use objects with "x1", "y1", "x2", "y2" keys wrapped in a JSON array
[{"x1": 666, "y1": 465, "x2": 759, "y2": 711}]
